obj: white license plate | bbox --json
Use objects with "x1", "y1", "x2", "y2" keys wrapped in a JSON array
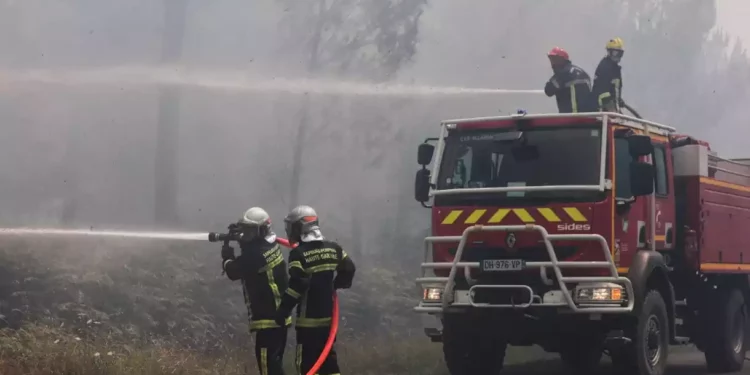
[{"x1": 482, "y1": 259, "x2": 524, "y2": 271}]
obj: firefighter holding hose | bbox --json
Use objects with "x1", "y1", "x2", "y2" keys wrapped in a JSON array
[
  {"x1": 221, "y1": 207, "x2": 291, "y2": 375},
  {"x1": 592, "y1": 37, "x2": 625, "y2": 113},
  {"x1": 544, "y1": 46, "x2": 595, "y2": 113},
  {"x1": 275, "y1": 205, "x2": 356, "y2": 375}
]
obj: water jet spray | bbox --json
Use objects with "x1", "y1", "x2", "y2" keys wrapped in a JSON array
[
  {"x1": 0, "y1": 65, "x2": 543, "y2": 97},
  {"x1": 0, "y1": 227, "x2": 209, "y2": 241}
]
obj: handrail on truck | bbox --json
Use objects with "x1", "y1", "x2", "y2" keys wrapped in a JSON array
[
  {"x1": 415, "y1": 224, "x2": 635, "y2": 314},
  {"x1": 440, "y1": 111, "x2": 676, "y2": 135}
]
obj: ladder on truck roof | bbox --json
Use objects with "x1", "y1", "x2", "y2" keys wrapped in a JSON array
[{"x1": 440, "y1": 111, "x2": 677, "y2": 137}]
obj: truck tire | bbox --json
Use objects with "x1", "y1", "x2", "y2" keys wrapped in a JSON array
[
  {"x1": 704, "y1": 288, "x2": 746, "y2": 373},
  {"x1": 611, "y1": 289, "x2": 670, "y2": 375},
  {"x1": 559, "y1": 338, "x2": 603, "y2": 374},
  {"x1": 442, "y1": 315, "x2": 507, "y2": 375}
]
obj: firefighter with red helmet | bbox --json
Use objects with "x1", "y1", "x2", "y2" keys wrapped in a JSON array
[
  {"x1": 221, "y1": 207, "x2": 291, "y2": 375},
  {"x1": 274, "y1": 205, "x2": 356, "y2": 375},
  {"x1": 544, "y1": 47, "x2": 595, "y2": 113},
  {"x1": 592, "y1": 37, "x2": 625, "y2": 113}
]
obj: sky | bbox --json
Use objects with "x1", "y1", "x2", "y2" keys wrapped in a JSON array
[{"x1": 717, "y1": 0, "x2": 750, "y2": 47}]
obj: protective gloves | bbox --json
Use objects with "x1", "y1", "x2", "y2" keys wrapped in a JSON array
[
  {"x1": 333, "y1": 276, "x2": 351, "y2": 290},
  {"x1": 274, "y1": 309, "x2": 289, "y2": 327},
  {"x1": 221, "y1": 245, "x2": 235, "y2": 261}
]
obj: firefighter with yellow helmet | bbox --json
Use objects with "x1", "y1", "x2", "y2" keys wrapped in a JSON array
[{"x1": 592, "y1": 37, "x2": 625, "y2": 113}]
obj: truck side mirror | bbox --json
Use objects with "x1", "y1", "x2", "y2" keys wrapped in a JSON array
[
  {"x1": 630, "y1": 161, "x2": 655, "y2": 196},
  {"x1": 418, "y1": 143, "x2": 435, "y2": 166},
  {"x1": 415, "y1": 169, "x2": 431, "y2": 202},
  {"x1": 627, "y1": 135, "x2": 654, "y2": 158}
]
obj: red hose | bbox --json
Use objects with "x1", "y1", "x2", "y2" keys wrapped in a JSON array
[
  {"x1": 276, "y1": 237, "x2": 293, "y2": 248},
  {"x1": 277, "y1": 237, "x2": 340, "y2": 375}
]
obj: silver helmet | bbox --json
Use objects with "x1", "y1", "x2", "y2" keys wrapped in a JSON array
[
  {"x1": 238, "y1": 207, "x2": 276, "y2": 243},
  {"x1": 284, "y1": 205, "x2": 324, "y2": 243}
]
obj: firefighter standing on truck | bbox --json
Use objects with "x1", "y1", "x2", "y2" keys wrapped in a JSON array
[
  {"x1": 544, "y1": 46, "x2": 595, "y2": 113},
  {"x1": 222, "y1": 207, "x2": 291, "y2": 375},
  {"x1": 592, "y1": 37, "x2": 625, "y2": 113},
  {"x1": 274, "y1": 205, "x2": 356, "y2": 375}
]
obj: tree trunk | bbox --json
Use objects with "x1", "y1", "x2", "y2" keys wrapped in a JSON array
[
  {"x1": 154, "y1": 87, "x2": 181, "y2": 225},
  {"x1": 154, "y1": 0, "x2": 187, "y2": 226},
  {"x1": 59, "y1": 103, "x2": 81, "y2": 227},
  {"x1": 286, "y1": 0, "x2": 326, "y2": 211},
  {"x1": 60, "y1": 127, "x2": 80, "y2": 227},
  {"x1": 287, "y1": 94, "x2": 310, "y2": 211},
  {"x1": 350, "y1": 195, "x2": 363, "y2": 256}
]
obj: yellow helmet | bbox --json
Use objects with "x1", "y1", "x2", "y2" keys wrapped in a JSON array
[{"x1": 606, "y1": 37, "x2": 624, "y2": 51}]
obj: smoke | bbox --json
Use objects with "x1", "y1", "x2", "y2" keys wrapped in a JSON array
[
  {"x1": 0, "y1": 0, "x2": 746, "y2": 263},
  {"x1": 0, "y1": 1, "x2": 748, "y2": 357},
  {"x1": 0, "y1": 0, "x2": 745, "y2": 257}
]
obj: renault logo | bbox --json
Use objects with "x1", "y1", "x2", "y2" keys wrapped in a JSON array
[{"x1": 506, "y1": 233, "x2": 517, "y2": 249}]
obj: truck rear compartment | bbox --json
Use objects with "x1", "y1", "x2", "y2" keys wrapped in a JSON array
[{"x1": 673, "y1": 143, "x2": 750, "y2": 269}]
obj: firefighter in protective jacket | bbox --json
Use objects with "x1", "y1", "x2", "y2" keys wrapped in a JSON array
[
  {"x1": 274, "y1": 205, "x2": 356, "y2": 375},
  {"x1": 544, "y1": 46, "x2": 595, "y2": 113},
  {"x1": 222, "y1": 207, "x2": 291, "y2": 375},
  {"x1": 592, "y1": 37, "x2": 625, "y2": 113}
]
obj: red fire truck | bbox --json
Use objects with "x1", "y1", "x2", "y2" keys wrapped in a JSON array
[{"x1": 413, "y1": 111, "x2": 750, "y2": 375}]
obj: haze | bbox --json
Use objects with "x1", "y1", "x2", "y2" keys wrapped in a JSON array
[{"x1": 0, "y1": 0, "x2": 746, "y2": 261}]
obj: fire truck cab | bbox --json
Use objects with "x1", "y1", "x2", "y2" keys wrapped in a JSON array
[{"x1": 413, "y1": 112, "x2": 750, "y2": 375}]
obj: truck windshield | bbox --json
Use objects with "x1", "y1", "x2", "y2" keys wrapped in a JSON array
[{"x1": 436, "y1": 125, "x2": 603, "y2": 202}]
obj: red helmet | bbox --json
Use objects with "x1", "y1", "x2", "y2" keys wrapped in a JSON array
[{"x1": 547, "y1": 47, "x2": 569, "y2": 61}]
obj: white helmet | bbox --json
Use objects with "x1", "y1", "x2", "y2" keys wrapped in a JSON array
[
  {"x1": 238, "y1": 207, "x2": 276, "y2": 243},
  {"x1": 284, "y1": 205, "x2": 324, "y2": 243}
]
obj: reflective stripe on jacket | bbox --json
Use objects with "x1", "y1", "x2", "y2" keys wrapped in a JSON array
[
  {"x1": 592, "y1": 57, "x2": 623, "y2": 112},
  {"x1": 279, "y1": 240, "x2": 356, "y2": 329},
  {"x1": 224, "y1": 240, "x2": 292, "y2": 331},
  {"x1": 544, "y1": 62, "x2": 596, "y2": 113}
]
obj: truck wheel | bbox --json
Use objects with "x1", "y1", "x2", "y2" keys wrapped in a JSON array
[
  {"x1": 611, "y1": 289, "x2": 670, "y2": 375},
  {"x1": 704, "y1": 288, "x2": 746, "y2": 373},
  {"x1": 442, "y1": 315, "x2": 507, "y2": 375},
  {"x1": 559, "y1": 338, "x2": 603, "y2": 374}
]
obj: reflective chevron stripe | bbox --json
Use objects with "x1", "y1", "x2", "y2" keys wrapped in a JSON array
[
  {"x1": 442, "y1": 210, "x2": 463, "y2": 224},
  {"x1": 512, "y1": 209, "x2": 535, "y2": 223},
  {"x1": 440, "y1": 207, "x2": 589, "y2": 225},
  {"x1": 488, "y1": 209, "x2": 510, "y2": 223},
  {"x1": 464, "y1": 209, "x2": 487, "y2": 224},
  {"x1": 562, "y1": 207, "x2": 588, "y2": 222},
  {"x1": 537, "y1": 208, "x2": 561, "y2": 222}
]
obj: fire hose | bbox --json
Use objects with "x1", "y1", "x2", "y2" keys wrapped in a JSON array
[
  {"x1": 276, "y1": 237, "x2": 339, "y2": 375},
  {"x1": 621, "y1": 100, "x2": 641, "y2": 119}
]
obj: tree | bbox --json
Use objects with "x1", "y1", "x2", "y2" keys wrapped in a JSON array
[
  {"x1": 154, "y1": 0, "x2": 189, "y2": 226},
  {"x1": 275, "y1": 0, "x2": 427, "y2": 215}
]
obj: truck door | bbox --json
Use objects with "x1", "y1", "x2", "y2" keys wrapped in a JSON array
[
  {"x1": 652, "y1": 139, "x2": 676, "y2": 255},
  {"x1": 613, "y1": 131, "x2": 647, "y2": 271},
  {"x1": 613, "y1": 131, "x2": 676, "y2": 272}
]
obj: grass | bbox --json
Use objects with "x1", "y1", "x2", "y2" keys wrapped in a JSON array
[
  {"x1": 0, "y1": 323, "x2": 251, "y2": 375},
  {"x1": 0, "y1": 323, "x2": 451, "y2": 375},
  {"x1": 0, "y1": 237, "x2": 549, "y2": 374}
]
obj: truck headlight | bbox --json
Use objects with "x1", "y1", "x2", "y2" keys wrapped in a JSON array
[
  {"x1": 423, "y1": 286, "x2": 444, "y2": 302},
  {"x1": 574, "y1": 283, "x2": 625, "y2": 303}
]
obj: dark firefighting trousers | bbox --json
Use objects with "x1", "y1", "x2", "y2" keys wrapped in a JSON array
[
  {"x1": 295, "y1": 327, "x2": 340, "y2": 375},
  {"x1": 255, "y1": 327, "x2": 288, "y2": 375}
]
